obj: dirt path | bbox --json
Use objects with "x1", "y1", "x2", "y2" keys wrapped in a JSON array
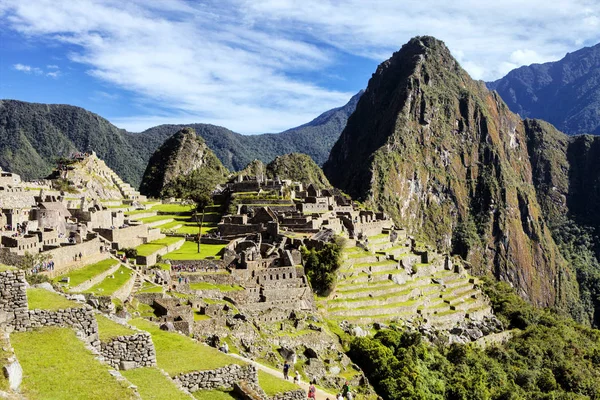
[{"x1": 227, "y1": 353, "x2": 335, "y2": 400}]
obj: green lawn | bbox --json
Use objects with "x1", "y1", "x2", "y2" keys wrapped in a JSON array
[
  {"x1": 0, "y1": 264, "x2": 16, "y2": 272},
  {"x1": 96, "y1": 314, "x2": 136, "y2": 342},
  {"x1": 151, "y1": 204, "x2": 194, "y2": 213},
  {"x1": 27, "y1": 288, "x2": 82, "y2": 310},
  {"x1": 164, "y1": 241, "x2": 225, "y2": 261},
  {"x1": 11, "y1": 327, "x2": 136, "y2": 400},
  {"x1": 258, "y1": 370, "x2": 299, "y2": 396},
  {"x1": 55, "y1": 259, "x2": 119, "y2": 289},
  {"x1": 189, "y1": 282, "x2": 243, "y2": 292},
  {"x1": 136, "y1": 237, "x2": 183, "y2": 257},
  {"x1": 122, "y1": 367, "x2": 191, "y2": 400},
  {"x1": 194, "y1": 312, "x2": 211, "y2": 321},
  {"x1": 139, "y1": 215, "x2": 176, "y2": 224},
  {"x1": 193, "y1": 389, "x2": 237, "y2": 400},
  {"x1": 83, "y1": 266, "x2": 134, "y2": 296},
  {"x1": 137, "y1": 281, "x2": 163, "y2": 294},
  {"x1": 130, "y1": 318, "x2": 243, "y2": 375}
]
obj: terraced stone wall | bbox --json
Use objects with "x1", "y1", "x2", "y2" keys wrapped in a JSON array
[
  {"x1": 174, "y1": 364, "x2": 258, "y2": 392},
  {"x1": 0, "y1": 270, "x2": 27, "y2": 327}
]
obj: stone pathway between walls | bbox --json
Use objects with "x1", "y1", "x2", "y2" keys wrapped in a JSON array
[{"x1": 227, "y1": 353, "x2": 334, "y2": 400}]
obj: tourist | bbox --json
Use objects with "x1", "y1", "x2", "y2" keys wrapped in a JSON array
[
  {"x1": 78, "y1": 252, "x2": 82, "y2": 260},
  {"x1": 341, "y1": 381, "x2": 350, "y2": 398},
  {"x1": 308, "y1": 382, "x2": 316, "y2": 399},
  {"x1": 283, "y1": 361, "x2": 290, "y2": 380},
  {"x1": 336, "y1": 394, "x2": 343, "y2": 400},
  {"x1": 293, "y1": 374, "x2": 299, "y2": 385}
]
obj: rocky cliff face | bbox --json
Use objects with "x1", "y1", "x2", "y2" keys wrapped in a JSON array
[
  {"x1": 266, "y1": 153, "x2": 331, "y2": 189},
  {"x1": 139, "y1": 128, "x2": 228, "y2": 197},
  {"x1": 324, "y1": 36, "x2": 574, "y2": 307},
  {"x1": 488, "y1": 43, "x2": 600, "y2": 135},
  {"x1": 525, "y1": 119, "x2": 600, "y2": 324}
]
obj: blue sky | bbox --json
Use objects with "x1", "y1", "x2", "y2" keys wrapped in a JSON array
[{"x1": 0, "y1": 0, "x2": 599, "y2": 134}]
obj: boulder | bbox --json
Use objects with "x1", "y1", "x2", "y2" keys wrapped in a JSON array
[
  {"x1": 278, "y1": 347, "x2": 295, "y2": 362},
  {"x1": 35, "y1": 282, "x2": 55, "y2": 292},
  {"x1": 351, "y1": 326, "x2": 367, "y2": 337},
  {"x1": 3, "y1": 361, "x2": 22, "y2": 391},
  {"x1": 160, "y1": 322, "x2": 175, "y2": 332},
  {"x1": 69, "y1": 294, "x2": 86, "y2": 302},
  {"x1": 120, "y1": 361, "x2": 137, "y2": 371}
]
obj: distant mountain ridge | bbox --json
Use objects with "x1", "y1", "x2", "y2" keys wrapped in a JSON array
[
  {"x1": 0, "y1": 91, "x2": 362, "y2": 187},
  {"x1": 488, "y1": 43, "x2": 600, "y2": 135}
]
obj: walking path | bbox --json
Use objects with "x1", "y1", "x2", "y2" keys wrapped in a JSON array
[{"x1": 227, "y1": 353, "x2": 334, "y2": 400}]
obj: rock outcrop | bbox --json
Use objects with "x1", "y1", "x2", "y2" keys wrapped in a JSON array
[
  {"x1": 324, "y1": 36, "x2": 575, "y2": 308},
  {"x1": 139, "y1": 127, "x2": 229, "y2": 198},
  {"x1": 266, "y1": 153, "x2": 331, "y2": 189}
]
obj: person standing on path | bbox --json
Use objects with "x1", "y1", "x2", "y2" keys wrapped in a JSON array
[
  {"x1": 308, "y1": 382, "x2": 316, "y2": 399},
  {"x1": 283, "y1": 361, "x2": 290, "y2": 380}
]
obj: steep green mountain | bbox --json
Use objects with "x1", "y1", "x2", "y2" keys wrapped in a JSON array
[
  {"x1": 138, "y1": 90, "x2": 363, "y2": 171},
  {"x1": 324, "y1": 36, "x2": 578, "y2": 312},
  {"x1": 0, "y1": 99, "x2": 150, "y2": 186},
  {"x1": 524, "y1": 119, "x2": 600, "y2": 325},
  {"x1": 0, "y1": 92, "x2": 361, "y2": 187},
  {"x1": 266, "y1": 153, "x2": 331, "y2": 189},
  {"x1": 139, "y1": 127, "x2": 229, "y2": 198},
  {"x1": 488, "y1": 43, "x2": 600, "y2": 135}
]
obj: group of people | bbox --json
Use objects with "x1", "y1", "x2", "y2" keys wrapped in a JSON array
[
  {"x1": 31, "y1": 260, "x2": 55, "y2": 274},
  {"x1": 72, "y1": 252, "x2": 83, "y2": 261},
  {"x1": 176, "y1": 275, "x2": 190, "y2": 285},
  {"x1": 281, "y1": 362, "x2": 353, "y2": 400}
]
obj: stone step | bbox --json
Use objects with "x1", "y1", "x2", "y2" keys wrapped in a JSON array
[
  {"x1": 329, "y1": 287, "x2": 422, "y2": 308},
  {"x1": 328, "y1": 300, "x2": 419, "y2": 317},
  {"x1": 465, "y1": 305, "x2": 493, "y2": 321},
  {"x1": 451, "y1": 297, "x2": 480, "y2": 311},
  {"x1": 330, "y1": 311, "x2": 415, "y2": 325},
  {"x1": 352, "y1": 261, "x2": 399, "y2": 274},
  {"x1": 443, "y1": 287, "x2": 478, "y2": 304}
]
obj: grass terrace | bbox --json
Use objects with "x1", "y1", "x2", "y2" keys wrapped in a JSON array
[
  {"x1": 136, "y1": 236, "x2": 183, "y2": 257},
  {"x1": 151, "y1": 203, "x2": 194, "y2": 213},
  {"x1": 83, "y1": 266, "x2": 134, "y2": 296},
  {"x1": 164, "y1": 241, "x2": 225, "y2": 260},
  {"x1": 96, "y1": 314, "x2": 136, "y2": 342},
  {"x1": 55, "y1": 259, "x2": 119, "y2": 289},
  {"x1": 0, "y1": 264, "x2": 16, "y2": 272},
  {"x1": 130, "y1": 318, "x2": 244, "y2": 375},
  {"x1": 257, "y1": 370, "x2": 299, "y2": 396},
  {"x1": 138, "y1": 215, "x2": 176, "y2": 224},
  {"x1": 122, "y1": 368, "x2": 191, "y2": 400},
  {"x1": 137, "y1": 281, "x2": 163, "y2": 294},
  {"x1": 27, "y1": 288, "x2": 82, "y2": 310},
  {"x1": 189, "y1": 282, "x2": 243, "y2": 292},
  {"x1": 11, "y1": 327, "x2": 136, "y2": 400}
]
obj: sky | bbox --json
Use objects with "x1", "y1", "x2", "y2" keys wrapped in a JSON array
[{"x1": 0, "y1": 1, "x2": 599, "y2": 134}]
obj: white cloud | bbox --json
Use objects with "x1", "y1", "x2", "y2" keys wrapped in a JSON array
[
  {"x1": 46, "y1": 64, "x2": 59, "y2": 69},
  {"x1": 46, "y1": 71, "x2": 60, "y2": 78},
  {"x1": 13, "y1": 63, "x2": 42, "y2": 74},
  {"x1": 2, "y1": 0, "x2": 599, "y2": 132}
]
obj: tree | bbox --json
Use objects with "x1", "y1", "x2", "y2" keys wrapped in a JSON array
[{"x1": 162, "y1": 168, "x2": 224, "y2": 253}]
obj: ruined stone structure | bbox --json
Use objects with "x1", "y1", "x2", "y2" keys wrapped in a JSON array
[
  {"x1": 100, "y1": 332, "x2": 157, "y2": 370},
  {"x1": 174, "y1": 364, "x2": 258, "y2": 392}
]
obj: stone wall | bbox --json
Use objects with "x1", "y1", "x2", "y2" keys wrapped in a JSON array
[
  {"x1": 0, "y1": 191, "x2": 36, "y2": 209},
  {"x1": 136, "y1": 238, "x2": 185, "y2": 266},
  {"x1": 16, "y1": 307, "x2": 99, "y2": 343},
  {"x1": 70, "y1": 261, "x2": 121, "y2": 292},
  {"x1": 112, "y1": 272, "x2": 136, "y2": 302},
  {"x1": 271, "y1": 390, "x2": 305, "y2": 400},
  {"x1": 0, "y1": 270, "x2": 27, "y2": 326},
  {"x1": 44, "y1": 237, "x2": 108, "y2": 276},
  {"x1": 174, "y1": 364, "x2": 258, "y2": 392},
  {"x1": 100, "y1": 332, "x2": 156, "y2": 370}
]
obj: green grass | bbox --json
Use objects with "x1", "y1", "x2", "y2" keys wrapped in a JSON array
[
  {"x1": 175, "y1": 224, "x2": 217, "y2": 235},
  {"x1": 27, "y1": 288, "x2": 82, "y2": 310},
  {"x1": 138, "y1": 282, "x2": 163, "y2": 294},
  {"x1": 151, "y1": 204, "x2": 194, "y2": 213},
  {"x1": 83, "y1": 266, "x2": 134, "y2": 296},
  {"x1": 136, "y1": 237, "x2": 183, "y2": 257},
  {"x1": 11, "y1": 327, "x2": 136, "y2": 400},
  {"x1": 55, "y1": 258, "x2": 119, "y2": 289},
  {"x1": 154, "y1": 263, "x2": 171, "y2": 270},
  {"x1": 189, "y1": 282, "x2": 243, "y2": 292},
  {"x1": 122, "y1": 367, "x2": 191, "y2": 400},
  {"x1": 0, "y1": 264, "x2": 16, "y2": 272},
  {"x1": 164, "y1": 241, "x2": 225, "y2": 260},
  {"x1": 193, "y1": 389, "x2": 237, "y2": 400},
  {"x1": 125, "y1": 209, "x2": 156, "y2": 215},
  {"x1": 130, "y1": 318, "x2": 244, "y2": 375},
  {"x1": 96, "y1": 314, "x2": 136, "y2": 341},
  {"x1": 258, "y1": 370, "x2": 299, "y2": 396},
  {"x1": 194, "y1": 312, "x2": 211, "y2": 321},
  {"x1": 138, "y1": 215, "x2": 175, "y2": 223}
]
